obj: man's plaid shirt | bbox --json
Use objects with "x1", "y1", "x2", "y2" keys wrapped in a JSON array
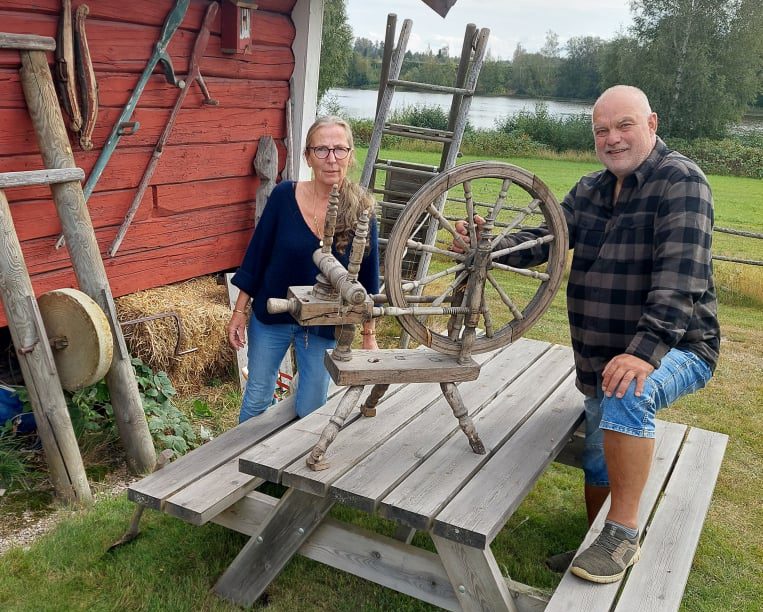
[{"x1": 501, "y1": 138, "x2": 720, "y2": 396}]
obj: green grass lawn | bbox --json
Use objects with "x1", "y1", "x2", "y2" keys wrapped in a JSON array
[{"x1": 1, "y1": 151, "x2": 761, "y2": 611}]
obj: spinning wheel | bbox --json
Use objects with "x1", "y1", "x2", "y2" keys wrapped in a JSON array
[{"x1": 384, "y1": 161, "x2": 568, "y2": 355}]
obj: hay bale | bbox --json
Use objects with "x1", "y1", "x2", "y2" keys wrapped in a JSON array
[{"x1": 116, "y1": 276, "x2": 236, "y2": 391}]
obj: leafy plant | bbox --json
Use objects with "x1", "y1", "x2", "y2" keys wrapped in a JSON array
[{"x1": 130, "y1": 357, "x2": 197, "y2": 455}]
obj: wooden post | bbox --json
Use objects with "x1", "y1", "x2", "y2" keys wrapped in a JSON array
[
  {"x1": 19, "y1": 49, "x2": 156, "y2": 475},
  {"x1": 253, "y1": 135, "x2": 278, "y2": 225},
  {"x1": 0, "y1": 189, "x2": 92, "y2": 505}
]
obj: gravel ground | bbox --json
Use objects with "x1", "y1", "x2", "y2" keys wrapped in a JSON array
[{"x1": 0, "y1": 467, "x2": 137, "y2": 556}]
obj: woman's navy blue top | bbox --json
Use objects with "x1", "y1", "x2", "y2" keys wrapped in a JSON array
[{"x1": 231, "y1": 180, "x2": 380, "y2": 339}]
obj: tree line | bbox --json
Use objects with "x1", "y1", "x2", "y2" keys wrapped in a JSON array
[{"x1": 320, "y1": 0, "x2": 763, "y2": 140}]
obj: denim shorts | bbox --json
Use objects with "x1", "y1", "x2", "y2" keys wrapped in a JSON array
[{"x1": 582, "y1": 348, "x2": 713, "y2": 487}]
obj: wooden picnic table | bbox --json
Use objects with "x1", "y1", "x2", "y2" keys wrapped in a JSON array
[{"x1": 128, "y1": 336, "x2": 726, "y2": 611}]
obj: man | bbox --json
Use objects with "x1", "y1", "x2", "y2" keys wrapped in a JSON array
[{"x1": 456, "y1": 85, "x2": 719, "y2": 584}]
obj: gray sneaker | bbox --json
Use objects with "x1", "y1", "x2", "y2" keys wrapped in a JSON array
[{"x1": 570, "y1": 522, "x2": 640, "y2": 584}]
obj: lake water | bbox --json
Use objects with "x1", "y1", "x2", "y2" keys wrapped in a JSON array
[
  {"x1": 326, "y1": 87, "x2": 763, "y2": 134},
  {"x1": 325, "y1": 87, "x2": 591, "y2": 130}
]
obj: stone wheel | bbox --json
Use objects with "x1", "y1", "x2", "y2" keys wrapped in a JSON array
[
  {"x1": 384, "y1": 161, "x2": 568, "y2": 355},
  {"x1": 38, "y1": 288, "x2": 113, "y2": 391}
]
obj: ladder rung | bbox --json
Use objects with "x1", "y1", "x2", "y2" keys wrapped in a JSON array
[
  {"x1": 374, "y1": 162, "x2": 438, "y2": 178},
  {"x1": 0, "y1": 33, "x2": 56, "y2": 52},
  {"x1": 376, "y1": 200, "x2": 408, "y2": 212},
  {"x1": 386, "y1": 123, "x2": 454, "y2": 138},
  {"x1": 387, "y1": 79, "x2": 472, "y2": 96},
  {"x1": 382, "y1": 128, "x2": 454, "y2": 144},
  {"x1": 0, "y1": 168, "x2": 85, "y2": 189},
  {"x1": 384, "y1": 123, "x2": 454, "y2": 139},
  {"x1": 374, "y1": 187, "x2": 421, "y2": 200}
]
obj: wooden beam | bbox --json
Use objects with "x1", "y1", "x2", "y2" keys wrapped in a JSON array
[
  {"x1": 0, "y1": 33, "x2": 55, "y2": 52},
  {"x1": 0, "y1": 189, "x2": 91, "y2": 505},
  {"x1": 19, "y1": 48, "x2": 156, "y2": 475},
  {"x1": 0, "y1": 168, "x2": 84, "y2": 188}
]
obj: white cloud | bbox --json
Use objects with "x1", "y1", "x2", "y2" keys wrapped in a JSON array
[{"x1": 346, "y1": 0, "x2": 633, "y2": 59}]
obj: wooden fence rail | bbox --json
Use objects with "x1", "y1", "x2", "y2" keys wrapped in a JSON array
[{"x1": 713, "y1": 226, "x2": 763, "y2": 267}]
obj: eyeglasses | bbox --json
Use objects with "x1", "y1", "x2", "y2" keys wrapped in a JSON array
[{"x1": 308, "y1": 146, "x2": 351, "y2": 160}]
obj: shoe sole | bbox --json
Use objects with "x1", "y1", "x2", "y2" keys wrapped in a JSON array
[{"x1": 570, "y1": 546, "x2": 641, "y2": 584}]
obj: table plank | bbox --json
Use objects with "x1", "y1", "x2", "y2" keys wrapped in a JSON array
[
  {"x1": 432, "y1": 373, "x2": 583, "y2": 547},
  {"x1": 238, "y1": 341, "x2": 509, "y2": 486},
  {"x1": 545, "y1": 420, "x2": 687, "y2": 612},
  {"x1": 128, "y1": 396, "x2": 298, "y2": 509},
  {"x1": 379, "y1": 344, "x2": 575, "y2": 531},
  {"x1": 238, "y1": 379, "x2": 414, "y2": 482},
  {"x1": 615, "y1": 427, "x2": 728, "y2": 611},
  {"x1": 329, "y1": 339, "x2": 553, "y2": 513},
  {"x1": 163, "y1": 459, "x2": 265, "y2": 525},
  {"x1": 280, "y1": 347, "x2": 505, "y2": 496}
]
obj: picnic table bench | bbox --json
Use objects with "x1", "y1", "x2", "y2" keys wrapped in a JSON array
[{"x1": 128, "y1": 337, "x2": 727, "y2": 611}]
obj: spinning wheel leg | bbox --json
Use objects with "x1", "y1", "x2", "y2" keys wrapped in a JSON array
[
  {"x1": 306, "y1": 385, "x2": 365, "y2": 471},
  {"x1": 360, "y1": 383, "x2": 389, "y2": 417},
  {"x1": 441, "y1": 382, "x2": 486, "y2": 454}
]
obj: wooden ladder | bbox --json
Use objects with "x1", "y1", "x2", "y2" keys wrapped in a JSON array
[
  {"x1": 0, "y1": 31, "x2": 156, "y2": 490},
  {"x1": 358, "y1": 14, "x2": 490, "y2": 339}
]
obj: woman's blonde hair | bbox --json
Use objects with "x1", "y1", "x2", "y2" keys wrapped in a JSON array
[{"x1": 305, "y1": 116, "x2": 375, "y2": 254}]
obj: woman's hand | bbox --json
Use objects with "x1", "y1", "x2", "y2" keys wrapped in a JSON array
[{"x1": 227, "y1": 311, "x2": 248, "y2": 350}]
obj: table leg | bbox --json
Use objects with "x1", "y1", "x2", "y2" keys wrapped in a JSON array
[
  {"x1": 213, "y1": 488, "x2": 335, "y2": 606},
  {"x1": 431, "y1": 534, "x2": 519, "y2": 612}
]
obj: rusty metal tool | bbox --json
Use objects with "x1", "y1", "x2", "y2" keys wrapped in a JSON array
[
  {"x1": 108, "y1": 1, "x2": 219, "y2": 258},
  {"x1": 55, "y1": 0, "x2": 190, "y2": 249},
  {"x1": 54, "y1": 0, "x2": 82, "y2": 132},
  {"x1": 74, "y1": 4, "x2": 98, "y2": 151}
]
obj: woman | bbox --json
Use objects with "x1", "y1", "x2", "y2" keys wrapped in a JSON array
[{"x1": 227, "y1": 116, "x2": 379, "y2": 422}]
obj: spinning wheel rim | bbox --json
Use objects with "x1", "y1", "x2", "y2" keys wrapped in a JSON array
[{"x1": 384, "y1": 161, "x2": 568, "y2": 355}]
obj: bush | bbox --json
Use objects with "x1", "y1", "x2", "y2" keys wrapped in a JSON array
[
  {"x1": 665, "y1": 136, "x2": 763, "y2": 179},
  {"x1": 461, "y1": 129, "x2": 547, "y2": 158},
  {"x1": 495, "y1": 103, "x2": 593, "y2": 153}
]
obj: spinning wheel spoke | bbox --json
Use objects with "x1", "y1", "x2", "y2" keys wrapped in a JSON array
[
  {"x1": 480, "y1": 293, "x2": 494, "y2": 337},
  {"x1": 490, "y1": 261, "x2": 550, "y2": 282},
  {"x1": 401, "y1": 263, "x2": 466, "y2": 293},
  {"x1": 490, "y1": 233, "x2": 556, "y2": 261},
  {"x1": 487, "y1": 271, "x2": 524, "y2": 320},
  {"x1": 385, "y1": 162, "x2": 568, "y2": 355},
  {"x1": 491, "y1": 198, "x2": 543, "y2": 247}
]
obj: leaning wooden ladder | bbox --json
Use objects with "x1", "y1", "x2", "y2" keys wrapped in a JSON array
[
  {"x1": 0, "y1": 32, "x2": 157, "y2": 489},
  {"x1": 360, "y1": 15, "x2": 490, "y2": 292}
]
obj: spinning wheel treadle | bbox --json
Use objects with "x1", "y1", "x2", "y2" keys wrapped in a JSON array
[{"x1": 384, "y1": 161, "x2": 568, "y2": 355}]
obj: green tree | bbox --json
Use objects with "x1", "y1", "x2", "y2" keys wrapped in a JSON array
[
  {"x1": 556, "y1": 36, "x2": 604, "y2": 100},
  {"x1": 318, "y1": 0, "x2": 353, "y2": 100},
  {"x1": 625, "y1": 0, "x2": 762, "y2": 138}
]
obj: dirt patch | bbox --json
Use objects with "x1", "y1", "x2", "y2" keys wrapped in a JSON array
[{"x1": 0, "y1": 466, "x2": 136, "y2": 556}]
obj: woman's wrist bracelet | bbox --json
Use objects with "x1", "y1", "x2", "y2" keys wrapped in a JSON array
[
  {"x1": 360, "y1": 329, "x2": 376, "y2": 336},
  {"x1": 233, "y1": 308, "x2": 247, "y2": 315}
]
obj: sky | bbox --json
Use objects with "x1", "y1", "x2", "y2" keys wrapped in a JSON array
[{"x1": 345, "y1": 0, "x2": 634, "y2": 60}]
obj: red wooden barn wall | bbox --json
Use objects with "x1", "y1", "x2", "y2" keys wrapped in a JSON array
[{"x1": 0, "y1": 0, "x2": 297, "y2": 327}]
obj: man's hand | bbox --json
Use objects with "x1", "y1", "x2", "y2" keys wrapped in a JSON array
[
  {"x1": 602, "y1": 353, "x2": 654, "y2": 398},
  {"x1": 452, "y1": 214, "x2": 485, "y2": 254}
]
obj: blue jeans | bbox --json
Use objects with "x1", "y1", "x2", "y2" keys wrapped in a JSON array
[
  {"x1": 582, "y1": 348, "x2": 713, "y2": 487},
  {"x1": 239, "y1": 317, "x2": 336, "y2": 422}
]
